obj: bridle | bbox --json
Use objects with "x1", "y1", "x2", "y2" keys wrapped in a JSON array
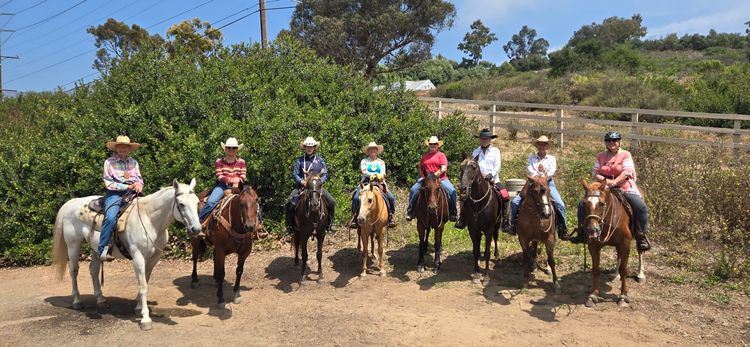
[
  {"x1": 526, "y1": 179, "x2": 555, "y2": 234},
  {"x1": 583, "y1": 188, "x2": 620, "y2": 244},
  {"x1": 419, "y1": 176, "x2": 446, "y2": 227},
  {"x1": 461, "y1": 162, "x2": 493, "y2": 223},
  {"x1": 358, "y1": 184, "x2": 382, "y2": 227},
  {"x1": 303, "y1": 176, "x2": 326, "y2": 229}
]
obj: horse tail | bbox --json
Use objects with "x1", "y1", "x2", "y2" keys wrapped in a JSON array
[{"x1": 52, "y1": 205, "x2": 68, "y2": 281}]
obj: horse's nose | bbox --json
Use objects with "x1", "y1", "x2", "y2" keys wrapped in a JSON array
[
  {"x1": 357, "y1": 216, "x2": 366, "y2": 225},
  {"x1": 245, "y1": 222, "x2": 256, "y2": 232},
  {"x1": 191, "y1": 225, "x2": 202, "y2": 235}
]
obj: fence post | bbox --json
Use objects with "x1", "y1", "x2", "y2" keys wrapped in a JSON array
[
  {"x1": 631, "y1": 113, "x2": 640, "y2": 151},
  {"x1": 555, "y1": 108, "x2": 564, "y2": 150},
  {"x1": 734, "y1": 120, "x2": 741, "y2": 157},
  {"x1": 437, "y1": 100, "x2": 442, "y2": 120},
  {"x1": 490, "y1": 104, "x2": 496, "y2": 134}
]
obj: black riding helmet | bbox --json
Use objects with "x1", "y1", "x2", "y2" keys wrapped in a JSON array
[{"x1": 604, "y1": 131, "x2": 622, "y2": 141}]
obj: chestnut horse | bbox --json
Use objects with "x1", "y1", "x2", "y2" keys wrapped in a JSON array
[
  {"x1": 459, "y1": 156, "x2": 502, "y2": 286},
  {"x1": 356, "y1": 176, "x2": 388, "y2": 277},
  {"x1": 579, "y1": 179, "x2": 646, "y2": 308},
  {"x1": 191, "y1": 184, "x2": 260, "y2": 308},
  {"x1": 516, "y1": 176, "x2": 559, "y2": 290},
  {"x1": 414, "y1": 173, "x2": 449, "y2": 273},
  {"x1": 293, "y1": 174, "x2": 329, "y2": 285}
]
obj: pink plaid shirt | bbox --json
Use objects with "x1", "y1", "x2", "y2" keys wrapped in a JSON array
[{"x1": 103, "y1": 156, "x2": 144, "y2": 191}]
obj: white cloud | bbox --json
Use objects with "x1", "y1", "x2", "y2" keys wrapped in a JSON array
[
  {"x1": 456, "y1": 0, "x2": 535, "y2": 26},
  {"x1": 647, "y1": 3, "x2": 750, "y2": 38}
]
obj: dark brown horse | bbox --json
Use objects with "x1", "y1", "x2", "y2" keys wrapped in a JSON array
[
  {"x1": 191, "y1": 184, "x2": 260, "y2": 308},
  {"x1": 517, "y1": 175, "x2": 559, "y2": 290},
  {"x1": 579, "y1": 178, "x2": 646, "y2": 308},
  {"x1": 414, "y1": 173, "x2": 448, "y2": 273},
  {"x1": 293, "y1": 174, "x2": 329, "y2": 285},
  {"x1": 459, "y1": 156, "x2": 501, "y2": 286}
]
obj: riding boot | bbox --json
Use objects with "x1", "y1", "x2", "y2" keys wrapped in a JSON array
[
  {"x1": 197, "y1": 218, "x2": 209, "y2": 239},
  {"x1": 387, "y1": 212, "x2": 397, "y2": 228},
  {"x1": 405, "y1": 208, "x2": 414, "y2": 221},
  {"x1": 635, "y1": 232, "x2": 651, "y2": 251},
  {"x1": 454, "y1": 215, "x2": 466, "y2": 229},
  {"x1": 99, "y1": 246, "x2": 114, "y2": 262},
  {"x1": 568, "y1": 226, "x2": 586, "y2": 244},
  {"x1": 327, "y1": 205, "x2": 337, "y2": 232},
  {"x1": 348, "y1": 214, "x2": 359, "y2": 229},
  {"x1": 556, "y1": 213, "x2": 568, "y2": 240},
  {"x1": 285, "y1": 204, "x2": 295, "y2": 235}
]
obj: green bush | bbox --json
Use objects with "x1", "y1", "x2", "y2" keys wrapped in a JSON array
[{"x1": 0, "y1": 38, "x2": 474, "y2": 265}]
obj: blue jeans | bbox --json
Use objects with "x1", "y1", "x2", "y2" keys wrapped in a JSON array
[
  {"x1": 98, "y1": 190, "x2": 125, "y2": 256},
  {"x1": 199, "y1": 182, "x2": 230, "y2": 222},
  {"x1": 511, "y1": 179, "x2": 567, "y2": 228},
  {"x1": 352, "y1": 187, "x2": 396, "y2": 214},
  {"x1": 407, "y1": 178, "x2": 457, "y2": 216}
]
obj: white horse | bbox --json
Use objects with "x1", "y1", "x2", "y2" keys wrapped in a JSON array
[{"x1": 52, "y1": 179, "x2": 202, "y2": 330}]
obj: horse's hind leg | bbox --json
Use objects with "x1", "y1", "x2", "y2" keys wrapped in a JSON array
[
  {"x1": 316, "y1": 233, "x2": 326, "y2": 283},
  {"x1": 493, "y1": 227, "x2": 500, "y2": 260},
  {"x1": 233, "y1": 247, "x2": 252, "y2": 304},
  {"x1": 293, "y1": 232, "x2": 300, "y2": 267},
  {"x1": 213, "y1": 250, "x2": 227, "y2": 308},
  {"x1": 519, "y1": 237, "x2": 532, "y2": 289},
  {"x1": 377, "y1": 230, "x2": 386, "y2": 277},
  {"x1": 616, "y1": 243, "x2": 631, "y2": 307},
  {"x1": 470, "y1": 230, "x2": 482, "y2": 283},
  {"x1": 636, "y1": 250, "x2": 646, "y2": 283},
  {"x1": 190, "y1": 238, "x2": 201, "y2": 288},
  {"x1": 67, "y1": 241, "x2": 83, "y2": 309},
  {"x1": 544, "y1": 236, "x2": 560, "y2": 292}
]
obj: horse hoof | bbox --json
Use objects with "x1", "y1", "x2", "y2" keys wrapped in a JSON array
[
  {"x1": 190, "y1": 282, "x2": 200, "y2": 289},
  {"x1": 636, "y1": 275, "x2": 646, "y2": 283},
  {"x1": 360, "y1": 272, "x2": 367, "y2": 278},
  {"x1": 140, "y1": 321, "x2": 153, "y2": 331},
  {"x1": 380, "y1": 270, "x2": 387, "y2": 277},
  {"x1": 553, "y1": 282, "x2": 561, "y2": 293},
  {"x1": 585, "y1": 298, "x2": 596, "y2": 308},
  {"x1": 617, "y1": 299, "x2": 629, "y2": 308},
  {"x1": 233, "y1": 296, "x2": 243, "y2": 304},
  {"x1": 218, "y1": 302, "x2": 226, "y2": 310},
  {"x1": 317, "y1": 278, "x2": 326, "y2": 284},
  {"x1": 482, "y1": 278, "x2": 491, "y2": 287},
  {"x1": 417, "y1": 265, "x2": 424, "y2": 273},
  {"x1": 71, "y1": 302, "x2": 84, "y2": 310},
  {"x1": 471, "y1": 277, "x2": 481, "y2": 285}
]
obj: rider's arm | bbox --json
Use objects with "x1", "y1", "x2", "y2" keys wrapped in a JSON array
[
  {"x1": 238, "y1": 159, "x2": 247, "y2": 182},
  {"x1": 526, "y1": 154, "x2": 538, "y2": 177},
  {"x1": 103, "y1": 159, "x2": 128, "y2": 191},
  {"x1": 319, "y1": 157, "x2": 329, "y2": 183},
  {"x1": 292, "y1": 158, "x2": 303, "y2": 186},
  {"x1": 215, "y1": 159, "x2": 228, "y2": 184},
  {"x1": 592, "y1": 158, "x2": 602, "y2": 181},
  {"x1": 360, "y1": 158, "x2": 369, "y2": 176},
  {"x1": 546, "y1": 156, "x2": 557, "y2": 178}
]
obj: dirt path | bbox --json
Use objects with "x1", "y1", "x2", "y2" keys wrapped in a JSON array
[{"x1": 1, "y1": 233, "x2": 748, "y2": 346}]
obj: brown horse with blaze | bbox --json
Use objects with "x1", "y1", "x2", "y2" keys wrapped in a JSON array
[{"x1": 516, "y1": 175, "x2": 559, "y2": 290}]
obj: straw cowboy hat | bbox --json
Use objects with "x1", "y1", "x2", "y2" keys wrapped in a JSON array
[
  {"x1": 221, "y1": 137, "x2": 245, "y2": 151},
  {"x1": 106, "y1": 135, "x2": 141, "y2": 151},
  {"x1": 300, "y1": 136, "x2": 320, "y2": 149},
  {"x1": 474, "y1": 128, "x2": 498, "y2": 139},
  {"x1": 423, "y1": 135, "x2": 444, "y2": 147},
  {"x1": 361, "y1": 141, "x2": 384, "y2": 155},
  {"x1": 532, "y1": 135, "x2": 553, "y2": 145}
]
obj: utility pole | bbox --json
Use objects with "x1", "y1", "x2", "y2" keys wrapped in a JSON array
[
  {"x1": 259, "y1": 0, "x2": 267, "y2": 48},
  {"x1": 0, "y1": 13, "x2": 18, "y2": 99}
]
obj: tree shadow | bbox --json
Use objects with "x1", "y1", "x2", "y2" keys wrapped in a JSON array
[
  {"x1": 44, "y1": 295, "x2": 195, "y2": 327},
  {"x1": 264, "y1": 256, "x2": 300, "y2": 293},
  {"x1": 172, "y1": 271, "x2": 251, "y2": 321}
]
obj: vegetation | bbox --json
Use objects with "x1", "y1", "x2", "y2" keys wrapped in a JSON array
[
  {"x1": 457, "y1": 20, "x2": 497, "y2": 67},
  {"x1": 502, "y1": 25, "x2": 549, "y2": 72}
]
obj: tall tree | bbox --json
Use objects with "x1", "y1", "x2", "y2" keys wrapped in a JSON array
[
  {"x1": 87, "y1": 19, "x2": 164, "y2": 73},
  {"x1": 457, "y1": 20, "x2": 497, "y2": 67},
  {"x1": 166, "y1": 18, "x2": 223, "y2": 57},
  {"x1": 287, "y1": 0, "x2": 455, "y2": 79},
  {"x1": 568, "y1": 14, "x2": 646, "y2": 49},
  {"x1": 502, "y1": 25, "x2": 549, "y2": 71}
]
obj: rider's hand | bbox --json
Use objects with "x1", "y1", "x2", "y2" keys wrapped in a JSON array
[
  {"x1": 537, "y1": 164, "x2": 544, "y2": 172},
  {"x1": 605, "y1": 179, "x2": 616, "y2": 188},
  {"x1": 131, "y1": 183, "x2": 143, "y2": 193}
]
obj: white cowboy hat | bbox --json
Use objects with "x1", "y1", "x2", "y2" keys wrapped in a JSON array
[
  {"x1": 532, "y1": 135, "x2": 553, "y2": 145},
  {"x1": 300, "y1": 136, "x2": 320, "y2": 149},
  {"x1": 221, "y1": 137, "x2": 245, "y2": 151},
  {"x1": 361, "y1": 141, "x2": 384, "y2": 155},
  {"x1": 423, "y1": 135, "x2": 444, "y2": 147},
  {"x1": 106, "y1": 135, "x2": 141, "y2": 151}
]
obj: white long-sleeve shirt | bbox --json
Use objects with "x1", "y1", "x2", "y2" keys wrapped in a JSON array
[
  {"x1": 527, "y1": 153, "x2": 557, "y2": 178},
  {"x1": 472, "y1": 145, "x2": 502, "y2": 183}
]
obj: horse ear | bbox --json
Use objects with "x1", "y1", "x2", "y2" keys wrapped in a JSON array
[
  {"x1": 527, "y1": 175, "x2": 535, "y2": 182},
  {"x1": 580, "y1": 178, "x2": 588, "y2": 191},
  {"x1": 189, "y1": 178, "x2": 196, "y2": 190},
  {"x1": 172, "y1": 178, "x2": 179, "y2": 190}
]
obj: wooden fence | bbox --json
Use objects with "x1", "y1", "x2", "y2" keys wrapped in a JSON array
[{"x1": 419, "y1": 96, "x2": 750, "y2": 151}]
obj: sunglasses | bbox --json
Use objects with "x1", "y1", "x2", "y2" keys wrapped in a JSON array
[
  {"x1": 226, "y1": 147, "x2": 238, "y2": 150},
  {"x1": 604, "y1": 139, "x2": 618, "y2": 143},
  {"x1": 429, "y1": 143, "x2": 438, "y2": 146}
]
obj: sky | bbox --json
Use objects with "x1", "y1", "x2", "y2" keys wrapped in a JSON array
[{"x1": 0, "y1": 0, "x2": 748, "y2": 92}]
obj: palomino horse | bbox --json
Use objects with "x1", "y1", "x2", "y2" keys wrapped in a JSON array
[
  {"x1": 414, "y1": 173, "x2": 449, "y2": 273},
  {"x1": 579, "y1": 179, "x2": 646, "y2": 308},
  {"x1": 52, "y1": 179, "x2": 202, "y2": 330},
  {"x1": 459, "y1": 156, "x2": 502, "y2": 286},
  {"x1": 356, "y1": 176, "x2": 389, "y2": 277},
  {"x1": 190, "y1": 184, "x2": 260, "y2": 308},
  {"x1": 516, "y1": 176, "x2": 559, "y2": 290},
  {"x1": 293, "y1": 174, "x2": 330, "y2": 285}
]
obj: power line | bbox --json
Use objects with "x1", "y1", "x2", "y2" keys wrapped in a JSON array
[
  {"x1": 0, "y1": 1, "x2": 13, "y2": 9},
  {"x1": 9, "y1": 0, "x2": 110, "y2": 43},
  {"x1": 15, "y1": 0, "x2": 48, "y2": 15},
  {"x1": 14, "y1": 0, "x2": 87, "y2": 32},
  {"x1": 146, "y1": 0, "x2": 215, "y2": 30}
]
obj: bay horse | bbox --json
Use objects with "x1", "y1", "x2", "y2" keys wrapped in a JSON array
[
  {"x1": 579, "y1": 178, "x2": 646, "y2": 308},
  {"x1": 293, "y1": 174, "x2": 329, "y2": 285},
  {"x1": 356, "y1": 176, "x2": 389, "y2": 277},
  {"x1": 52, "y1": 179, "x2": 202, "y2": 330},
  {"x1": 459, "y1": 156, "x2": 501, "y2": 286},
  {"x1": 516, "y1": 175, "x2": 559, "y2": 291},
  {"x1": 414, "y1": 173, "x2": 448, "y2": 273},
  {"x1": 190, "y1": 183, "x2": 260, "y2": 308}
]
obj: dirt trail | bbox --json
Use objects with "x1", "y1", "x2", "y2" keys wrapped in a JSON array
[{"x1": 0, "y1": 234, "x2": 748, "y2": 346}]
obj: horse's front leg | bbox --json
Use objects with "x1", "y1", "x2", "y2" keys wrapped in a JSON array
[
  {"x1": 300, "y1": 237, "x2": 309, "y2": 284},
  {"x1": 482, "y1": 229, "x2": 492, "y2": 286},
  {"x1": 234, "y1": 246, "x2": 251, "y2": 304},
  {"x1": 317, "y1": 232, "x2": 326, "y2": 284},
  {"x1": 518, "y1": 236, "x2": 531, "y2": 288},
  {"x1": 470, "y1": 228, "x2": 482, "y2": 283},
  {"x1": 190, "y1": 238, "x2": 201, "y2": 288},
  {"x1": 616, "y1": 243, "x2": 631, "y2": 307},
  {"x1": 416, "y1": 224, "x2": 426, "y2": 273},
  {"x1": 586, "y1": 244, "x2": 602, "y2": 308},
  {"x1": 544, "y1": 235, "x2": 560, "y2": 292},
  {"x1": 213, "y1": 249, "x2": 227, "y2": 309},
  {"x1": 636, "y1": 250, "x2": 647, "y2": 283},
  {"x1": 377, "y1": 228, "x2": 386, "y2": 277},
  {"x1": 131, "y1": 253, "x2": 153, "y2": 330},
  {"x1": 433, "y1": 225, "x2": 444, "y2": 272},
  {"x1": 360, "y1": 229, "x2": 369, "y2": 277}
]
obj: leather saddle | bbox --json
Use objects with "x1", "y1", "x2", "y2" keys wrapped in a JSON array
[{"x1": 88, "y1": 191, "x2": 138, "y2": 217}]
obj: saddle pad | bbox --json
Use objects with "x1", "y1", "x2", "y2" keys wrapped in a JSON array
[{"x1": 79, "y1": 202, "x2": 136, "y2": 233}]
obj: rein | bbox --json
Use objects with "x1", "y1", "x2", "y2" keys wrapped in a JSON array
[
  {"x1": 584, "y1": 189, "x2": 620, "y2": 244},
  {"x1": 418, "y1": 179, "x2": 447, "y2": 228},
  {"x1": 301, "y1": 180, "x2": 326, "y2": 231},
  {"x1": 466, "y1": 173, "x2": 493, "y2": 220}
]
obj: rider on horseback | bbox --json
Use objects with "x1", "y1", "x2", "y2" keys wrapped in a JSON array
[
  {"x1": 508, "y1": 135, "x2": 568, "y2": 238},
  {"x1": 197, "y1": 137, "x2": 247, "y2": 239},
  {"x1": 455, "y1": 128, "x2": 506, "y2": 229},
  {"x1": 285, "y1": 136, "x2": 336, "y2": 234},
  {"x1": 349, "y1": 142, "x2": 397, "y2": 228},
  {"x1": 406, "y1": 136, "x2": 458, "y2": 222},
  {"x1": 570, "y1": 131, "x2": 651, "y2": 251},
  {"x1": 99, "y1": 135, "x2": 144, "y2": 262}
]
